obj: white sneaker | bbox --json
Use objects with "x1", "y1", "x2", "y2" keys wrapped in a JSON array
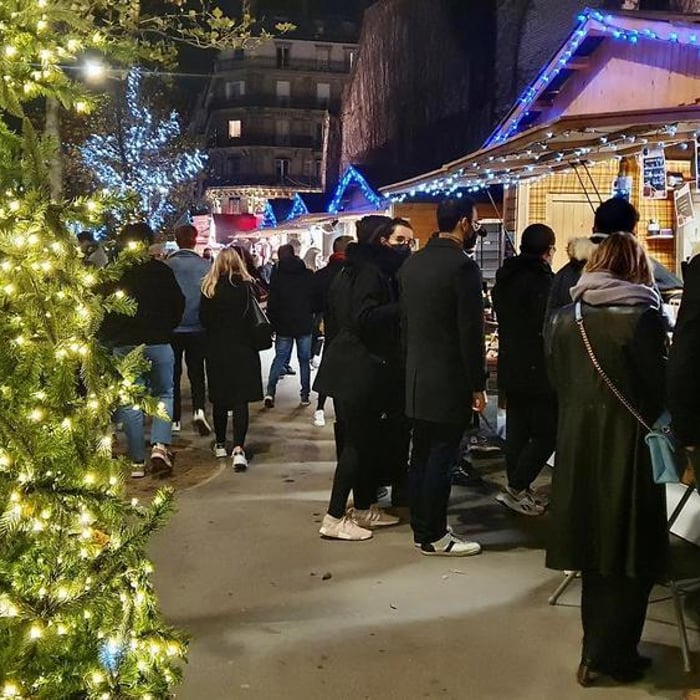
[
  {"x1": 349, "y1": 504, "x2": 400, "y2": 529},
  {"x1": 171, "y1": 421, "x2": 181, "y2": 433},
  {"x1": 311, "y1": 355, "x2": 321, "y2": 369},
  {"x1": 527, "y1": 488, "x2": 550, "y2": 509},
  {"x1": 131, "y1": 462, "x2": 146, "y2": 478},
  {"x1": 319, "y1": 514, "x2": 373, "y2": 541},
  {"x1": 193, "y1": 409, "x2": 212, "y2": 436},
  {"x1": 420, "y1": 531, "x2": 482, "y2": 556},
  {"x1": 232, "y1": 449, "x2": 248, "y2": 472},
  {"x1": 213, "y1": 443, "x2": 227, "y2": 459},
  {"x1": 496, "y1": 486, "x2": 545, "y2": 516},
  {"x1": 313, "y1": 409, "x2": 326, "y2": 427},
  {"x1": 150, "y1": 443, "x2": 174, "y2": 477},
  {"x1": 264, "y1": 395, "x2": 274, "y2": 408}
]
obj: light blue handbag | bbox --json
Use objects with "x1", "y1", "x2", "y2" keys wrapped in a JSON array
[{"x1": 645, "y1": 412, "x2": 682, "y2": 484}]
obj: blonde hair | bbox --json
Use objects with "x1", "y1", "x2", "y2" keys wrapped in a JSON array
[
  {"x1": 584, "y1": 232, "x2": 653, "y2": 285},
  {"x1": 201, "y1": 247, "x2": 253, "y2": 298}
]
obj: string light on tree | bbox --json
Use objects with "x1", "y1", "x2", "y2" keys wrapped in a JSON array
[{"x1": 81, "y1": 68, "x2": 207, "y2": 231}]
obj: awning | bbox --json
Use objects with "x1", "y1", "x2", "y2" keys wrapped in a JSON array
[
  {"x1": 211, "y1": 213, "x2": 259, "y2": 243},
  {"x1": 381, "y1": 107, "x2": 700, "y2": 197}
]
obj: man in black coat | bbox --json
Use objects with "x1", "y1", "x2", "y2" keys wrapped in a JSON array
[
  {"x1": 311, "y1": 235, "x2": 353, "y2": 427},
  {"x1": 101, "y1": 223, "x2": 185, "y2": 478},
  {"x1": 546, "y1": 197, "x2": 681, "y2": 322},
  {"x1": 668, "y1": 250, "x2": 700, "y2": 479},
  {"x1": 265, "y1": 243, "x2": 315, "y2": 407},
  {"x1": 492, "y1": 223, "x2": 556, "y2": 516},
  {"x1": 399, "y1": 197, "x2": 486, "y2": 556}
]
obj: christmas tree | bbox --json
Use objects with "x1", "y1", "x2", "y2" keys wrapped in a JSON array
[
  {"x1": 81, "y1": 68, "x2": 207, "y2": 233},
  {"x1": 0, "y1": 0, "x2": 284, "y2": 695}
]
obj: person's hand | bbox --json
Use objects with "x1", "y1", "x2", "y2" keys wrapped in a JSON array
[{"x1": 472, "y1": 391, "x2": 487, "y2": 413}]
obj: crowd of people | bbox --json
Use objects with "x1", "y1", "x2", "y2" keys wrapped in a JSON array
[{"x1": 88, "y1": 192, "x2": 700, "y2": 688}]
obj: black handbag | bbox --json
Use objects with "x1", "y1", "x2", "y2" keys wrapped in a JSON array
[{"x1": 245, "y1": 284, "x2": 273, "y2": 351}]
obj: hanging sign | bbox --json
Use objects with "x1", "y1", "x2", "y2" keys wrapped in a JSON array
[
  {"x1": 675, "y1": 183, "x2": 696, "y2": 229},
  {"x1": 641, "y1": 148, "x2": 667, "y2": 200}
]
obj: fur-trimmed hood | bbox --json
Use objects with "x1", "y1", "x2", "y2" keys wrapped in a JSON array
[{"x1": 567, "y1": 237, "x2": 596, "y2": 263}]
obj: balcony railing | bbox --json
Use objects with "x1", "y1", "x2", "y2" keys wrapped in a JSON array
[
  {"x1": 215, "y1": 56, "x2": 351, "y2": 74},
  {"x1": 207, "y1": 133, "x2": 322, "y2": 149},
  {"x1": 203, "y1": 173, "x2": 322, "y2": 189},
  {"x1": 207, "y1": 94, "x2": 339, "y2": 112}
]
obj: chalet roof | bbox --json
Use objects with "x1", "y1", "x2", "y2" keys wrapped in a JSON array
[
  {"x1": 486, "y1": 7, "x2": 700, "y2": 147},
  {"x1": 381, "y1": 107, "x2": 700, "y2": 198},
  {"x1": 382, "y1": 7, "x2": 700, "y2": 198}
]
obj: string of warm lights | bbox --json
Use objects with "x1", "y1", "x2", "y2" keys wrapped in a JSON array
[{"x1": 0, "y1": 4, "x2": 191, "y2": 693}]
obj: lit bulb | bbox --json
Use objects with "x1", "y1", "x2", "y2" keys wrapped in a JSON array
[
  {"x1": 57, "y1": 623, "x2": 67, "y2": 635},
  {"x1": 2, "y1": 682, "x2": 19, "y2": 698},
  {"x1": 91, "y1": 671, "x2": 104, "y2": 684},
  {"x1": 8, "y1": 200, "x2": 19, "y2": 212},
  {"x1": 29, "y1": 624, "x2": 43, "y2": 639},
  {"x1": 84, "y1": 473, "x2": 96, "y2": 485},
  {"x1": 4, "y1": 46, "x2": 17, "y2": 57},
  {"x1": 29, "y1": 408, "x2": 43, "y2": 422}
]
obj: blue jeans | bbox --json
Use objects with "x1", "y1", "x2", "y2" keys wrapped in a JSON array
[
  {"x1": 113, "y1": 344, "x2": 175, "y2": 463},
  {"x1": 266, "y1": 335, "x2": 312, "y2": 400}
]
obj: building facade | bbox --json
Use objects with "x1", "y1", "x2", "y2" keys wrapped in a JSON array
[{"x1": 194, "y1": 6, "x2": 366, "y2": 218}]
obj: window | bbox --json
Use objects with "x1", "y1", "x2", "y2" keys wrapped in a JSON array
[
  {"x1": 225, "y1": 80, "x2": 245, "y2": 100},
  {"x1": 316, "y1": 83, "x2": 330, "y2": 109},
  {"x1": 275, "y1": 158, "x2": 290, "y2": 182},
  {"x1": 227, "y1": 155, "x2": 241, "y2": 176},
  {"x1": 275, "y1": 119, "x2": 290, "y2": 145},
  {"x1": 314, "y1": 159, "x2": 323, "y2": 179},
  {"x1": 276, "y1": 45, "x2": 290, "y2": 68},
  {"x1": 316, "y1": 46, "x2": 331, "y2": 69},
  {"x1": 344, "y1": 48, "x2": 356, "y2": 71},
  {"x1": 228, "y1": 120, "x2": 241, "y2": 139},
  {"x1": 276, "y1": 80, "x2": 291, "y2": 106},
  {"x1": 227, "y1": 197, "x2": 241, "y2": 215}
]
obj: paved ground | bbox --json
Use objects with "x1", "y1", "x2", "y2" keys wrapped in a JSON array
[{"x1": 148, "y1": 351, "x2": 700, "y2": 699}]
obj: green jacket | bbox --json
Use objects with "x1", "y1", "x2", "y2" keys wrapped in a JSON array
[{"x1": 545, "y1": 302, "x2": 668, "y2": 579}]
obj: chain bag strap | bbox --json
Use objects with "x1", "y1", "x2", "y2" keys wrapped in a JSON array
[{"x1": 574, "y1": 301, "x2": 680, "y2": 483}]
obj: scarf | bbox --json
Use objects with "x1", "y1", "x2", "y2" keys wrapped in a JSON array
[{"x1": 570, "y1": 271, "x2": 660, "y2": 309}]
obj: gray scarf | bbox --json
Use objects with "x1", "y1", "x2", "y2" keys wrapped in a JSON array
[{"x1": 570, "y1": 271, "x2": 660, "y2": 308}]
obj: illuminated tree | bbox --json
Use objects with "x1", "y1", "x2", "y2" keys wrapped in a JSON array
[
  {"x1": 0, "y1": 0, "x2": 288, "y2": 695},
  {"x1": 81, "y1": 69, "x2": 207, "y2": 232}
]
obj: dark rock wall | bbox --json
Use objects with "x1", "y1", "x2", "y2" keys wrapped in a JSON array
[
  {"x1": 341, "y1": 0, "x2": 496, "y2": 186},
  {"x1": 341, "y1": 0, "x2": 636, "y2": 186}
]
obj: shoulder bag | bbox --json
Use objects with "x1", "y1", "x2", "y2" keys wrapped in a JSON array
[
  {"x1": 575, "y1": 302, "x2": 681, "y2": 484},
  {"x1": 245, "y1": 283, "x2": 273, "y2": 351}
]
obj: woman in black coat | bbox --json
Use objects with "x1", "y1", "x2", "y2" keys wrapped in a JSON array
[
  {"x1": 314, "y1": 216, "x2": 414, "y2": 541},
  {"x1": 200, "y1": 248, "x2": 263, "y2": 472},
  {"x1": 545, "y1": 233, "x2": 668, "y2": 686}
]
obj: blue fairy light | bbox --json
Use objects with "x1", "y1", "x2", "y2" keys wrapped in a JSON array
[{"x1": 81, "y1": 68, "x2": 207, "y2": 231}]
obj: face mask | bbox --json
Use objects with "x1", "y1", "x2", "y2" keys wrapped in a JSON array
[
  {"x1": 462, "y1": 223, "x2": 478, "y2": 252},
  {"x1": 391, "y1": 243, "x2": 412, "y2": 259}
]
